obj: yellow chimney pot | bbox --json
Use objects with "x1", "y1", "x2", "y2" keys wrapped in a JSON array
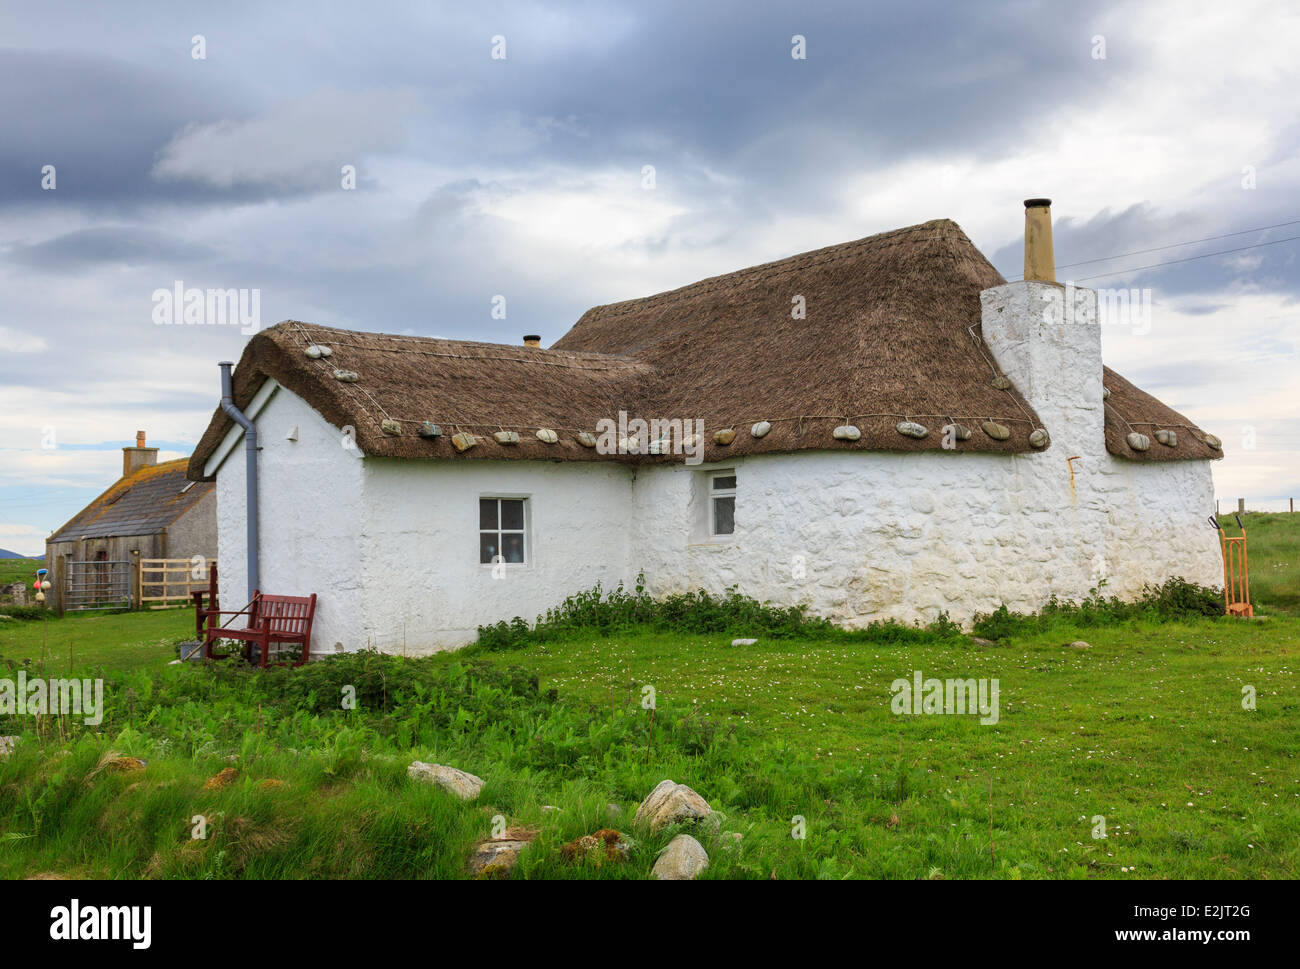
[{"x1": 1023, "y1": 198, "x2": 1055, "y2": 283}]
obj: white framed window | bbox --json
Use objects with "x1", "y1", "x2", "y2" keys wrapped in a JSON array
[
  {"x1": 479, "y1": 497, "x2": 527, "y2": 564},
  {"x1": 709, "y1": 470, "x2": 736, "y2": 536}
]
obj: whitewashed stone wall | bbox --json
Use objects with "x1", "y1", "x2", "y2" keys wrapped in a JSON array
[
  {"x1": 358, "y1": 458, "x2": 634, "y2": 653},
  {"x1": 625, "y1": 281, "x2": 1220, "y2": 628}
]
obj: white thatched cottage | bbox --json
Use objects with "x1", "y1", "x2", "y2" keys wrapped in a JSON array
[{"x1": 188, "y1": 201, "x2": 1223, "y2": 655}]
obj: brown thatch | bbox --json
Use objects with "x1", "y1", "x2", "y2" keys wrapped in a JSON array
[
  {"x1": 188, "y1": 324, "x2": 651, "y2": 474},
  {"x1": 188, "y1": 219, "x2": 1219, "y2": 479},
  {"x1": 1101, "y1": 367, "x2": 1222, "y2": 461}
]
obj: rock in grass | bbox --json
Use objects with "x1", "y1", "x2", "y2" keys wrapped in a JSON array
[
  {"x1": 731, "y1": 638, "x2": 757, "y2": 646},
  {"x1": 104, "y1": 756, "x2": 146, "y2": 773},
  {"x1": 634, "y1": 779, "x2": 712, "y2": 832},
  {"x1": 468, "y1": 827, "x2": 538, "y2": 878},
  {"x1": 408, "y1": 761, "x2": 484, "y2": 800},
  {"x1": 652, "y1": 834, "x2": 709, "y2": 880},
  {"x1": 0, "y1": 736, "x2": 17, "y2": 757},
  {"x1": 1068, "y1": 640, "x2": 1091, "y2": 650}
]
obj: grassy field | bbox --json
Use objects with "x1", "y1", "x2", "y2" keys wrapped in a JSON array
[
  {"x1": 0, "y1": 608, "x2": 190, "y2": 672},
  {"x1": 0, "y1": 515, "x2": 1296, "y2": 880},
  {"x1": 0, "y1": 557, "x2": 42, "y2": 589},
  {"x1": 1226, "y1": 513, "x2": 1300, "y2": 614}
]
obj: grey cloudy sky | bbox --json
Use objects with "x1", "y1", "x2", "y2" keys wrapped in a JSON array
[{"x1": 2, "y1": 0, "x2": 1299, "y2": 555}]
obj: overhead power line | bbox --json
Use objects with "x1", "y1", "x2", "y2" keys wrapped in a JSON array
[
  {"x1": 1001, "y1": 220, "x2": 1300, "y2": 283},
  {"x1": 1071, "y1": 234, "x2": 1300, "y2": 283}
]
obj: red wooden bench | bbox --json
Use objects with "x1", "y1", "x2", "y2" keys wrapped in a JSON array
[{"x1": 191, "y1": 563, "x2": 317, "y2": 668}]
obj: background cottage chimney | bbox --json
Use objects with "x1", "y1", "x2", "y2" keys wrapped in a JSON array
[
  {"x1": 1023, "y1": 198, "x2": 1055, "y2": 282},
  {"x1": 122, "y1": 430, "x2": 159, "y2": 477},
  {"x1": 522, "y1": 334, "x2": 542, "y2": 348}
]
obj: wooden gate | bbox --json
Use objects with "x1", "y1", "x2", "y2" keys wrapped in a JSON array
[
  {"x1": 64, "y1": 560, "x2": 133, "y2": 611},
  {"x1": 138, "y1": 557, "x2": 216, "y2": 609}
]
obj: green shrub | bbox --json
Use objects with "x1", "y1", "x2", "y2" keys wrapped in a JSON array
[
  {"x1": 0, "y1": 605, "x2": 51, "y2": 621},
  {"x1": 972, "y1": 577, "x2": 1224, "y2": 640},
  {"x1": 474, "y1": 574, "x2": 968, "y2": 650}
]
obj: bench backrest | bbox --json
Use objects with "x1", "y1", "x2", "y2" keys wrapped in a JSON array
[{"x1": 249, "y1": 593, "x2": 317, "y2": 637}]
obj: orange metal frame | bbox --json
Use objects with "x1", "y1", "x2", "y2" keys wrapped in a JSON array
[{"x1": 1211, "y1": 515, "x2": 1253, "y2": 617}]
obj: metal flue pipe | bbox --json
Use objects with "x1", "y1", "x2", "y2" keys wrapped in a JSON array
[{"x1": 219, "y1": 361, "x2": 259, "y2": 601}]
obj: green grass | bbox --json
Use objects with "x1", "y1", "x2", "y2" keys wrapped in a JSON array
[
  {"x1": 0, "y1": 608, "x2": 193, "y2": 672},
  {"x1": 0, "y1": 516, "x2": 1296, "y2": 880},
  {"x1": 0, "y1": 557, "x2": 43, "y2": 588}
]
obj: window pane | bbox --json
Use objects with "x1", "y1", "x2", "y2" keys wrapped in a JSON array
[
  {"x1": 500, "y1": 498, "x2": 525, "y2": 530},
  {"x1": 479, "y1": 498, "x2": 498, "y2": 530},
  {"x1": 713, "y1": 496, "x2": 735, "y2": 535},
  {"x1": 712, "y1": 475, "x2": 736, "y2": 491},
  {"x1": 479, "y1": 533, "x2": 499, "y2": 564},
  {"x1": 502, "y1": 532, "x2": 525, "y2": 563}
]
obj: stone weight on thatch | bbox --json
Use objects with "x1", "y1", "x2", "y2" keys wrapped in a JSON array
[
  {"x1": 493, "y1": 430, "x2": 520, "y2": 445},
  {"x1": 305, "y1": 344, "x2": 333, "y2": 359},
  {"x1": 713, "y1": 428, "x2": 736, "y2": 446},
  {"x1": 897, "y1": 421, "x2": 928, "y2": 439},
  {"x1": 576, "y1": 431, "x2": 597, "y2": 448},
  {"x1": 451, "y1": 432, "x2": 477, "y2": 452},
  {"x1": 751, "y1": 420, "x2": 771, "y2": 439},
  {"x1": 981, "y1": 421, "x2": 1011, "y2": 441},
  {"x1": 1204, "y1": 433, "x2": 1222, "y2": 450},
  {"x1": 1126, "y1": 431, "x2": 1150, "y2": 452},
  {"x1": 418, "y1": 422, "x2": 443, "y2": 439},
  {"x1": 1102, "y1": 386, "x2": 1111, "y2": 400},
  {"x1": 536, "y1": 428, "x2": 558, "y2": 444},
  {"x1": 832, "y1": 424, "x2": 861, "y2": 441},
  {"x1": 991, "y1": 375, "x2": 1012, "y2": 390},
  {"x1": 1155, "y1": 429, "x2": 1178, "y2": 447},
  {"x1": 1028, "y1": 428, "x2": 1050, "y2": 448},
  {"x1": 942, "y1": 423, "x2": 972, "y2": 442},
  {"x1": 333, "y1": 369, "x2": 358, "y2": 383},
  {"x1": 381, "y1": 419, "x2": 402, "y2": 436}
]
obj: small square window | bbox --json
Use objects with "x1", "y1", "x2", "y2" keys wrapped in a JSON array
[
  {"x1": 479, "y1": 497, "x2": 528, "y2": 564},
  {"x1": 709, "y1": 470, "x2": 736, "y2": 536}
]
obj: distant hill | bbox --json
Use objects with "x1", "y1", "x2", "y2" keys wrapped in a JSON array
[{"x1": 0, "y1": 549, "x2": 34, "y2": 559}]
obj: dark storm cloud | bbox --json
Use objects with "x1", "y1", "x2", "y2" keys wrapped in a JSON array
[
  {"x1": 4, "y1": 226, "x2": 215, "y2": 271},
  {"x1": 0, "y1": 48, "x2": 301, "y2": 211}
]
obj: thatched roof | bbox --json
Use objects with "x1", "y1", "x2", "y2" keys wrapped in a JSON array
[
  {"x1": 49, "y1": 459, "x2": 213, "y2": 544},
  {"x1": 188, "y1": 219, "x2": 1220, "y2": 479}
]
